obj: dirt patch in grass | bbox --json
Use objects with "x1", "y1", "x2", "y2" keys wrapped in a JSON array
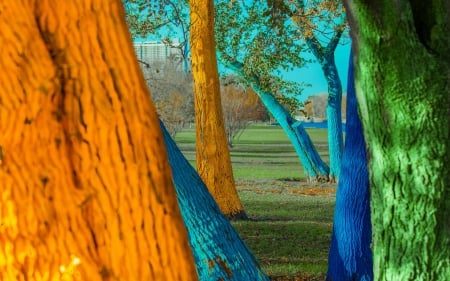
[
  {"x1": 236, "y1": 179, "x2": 336, "y2": 197},
  {"x1": 269, "y1": 274, "x2": 326, "y2": 281}
]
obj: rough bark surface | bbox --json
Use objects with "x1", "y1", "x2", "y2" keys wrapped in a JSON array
[
  {"x1": 161, "y1": 121, "x2": 269, "y2": 281},
  {"x1": 190, "y1": 0, "x2": 246, "y2": 219},
  {"x1": 0, "y1": 1, "x2": 198, "y2": 280},
  {"x1": 321, "y1": 56, "x2": 344, "y2": 181},
  {"x1": 326, "y1": 50, "x2": 372, "y2": 281},
  {"x1": 344, "y1": 0, "x2": 450, "y2": 279}
]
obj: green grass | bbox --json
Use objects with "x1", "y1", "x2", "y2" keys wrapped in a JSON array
[
  {"x1": 175, "y1": 124, "x2": 330, "y2": 180},
  {"x1": 174, "y1": 123, "x2": 335, "y2": 279},
  {"x1": 233, "y1": 186, "x2": 334, "y2": 278},
  {"x1": 176, "y1": 123, "x2": 328, "y2": 145}
]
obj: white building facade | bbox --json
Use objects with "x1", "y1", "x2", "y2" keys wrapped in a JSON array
[{"x1": 133, "y1": 39, "x2": 182, "y2": 64}]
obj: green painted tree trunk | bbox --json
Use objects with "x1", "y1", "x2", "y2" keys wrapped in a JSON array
[{"x1": 344, "y1": 0, "x2": 450, "y2": 279}]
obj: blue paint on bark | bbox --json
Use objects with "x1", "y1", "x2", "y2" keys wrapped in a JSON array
[
  {"x1": 254, "y1": 88, "x2": 329, "y2": 180},
  {"x1": 160, "y1": 121, "x2": 269, "y2": 281},
  {"x1": 305, "y1": 33, "x2": 344, "y2": 180},
  {"x1": 218, "y1": 55, "x2": 330, "y2": 180},
  {"x1": 321, "y1": 56, "x2": 344, "y2": 179},
  {"x1": 326, "y1": 50, "x2": 373, "y2": 280}
]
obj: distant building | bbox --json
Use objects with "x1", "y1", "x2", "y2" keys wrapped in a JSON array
[{"x1": 133, "y1": 38, "x2": 182, "y2": 65}]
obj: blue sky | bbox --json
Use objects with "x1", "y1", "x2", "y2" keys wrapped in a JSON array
[{"x1": 283, "y1": 42, "x2": 351, "y2": 101}]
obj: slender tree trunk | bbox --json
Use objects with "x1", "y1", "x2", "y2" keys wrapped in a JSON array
[
  {"x1": 256, "y1": 88, "x2": 330, "y2": 181},
  {"x1": 160, "y1": 121, "x2": 270, "y2": 280},
  {"x1": 190, "y1": 0, "x2": 246, "y2": 219},
  {"x1": 292, "y1": 0, "x2": 345, "y2": 181},
  {"x1": 219, "y1": 57, "x2": 330, "y2": 181},
  {"x1": 326, "y1": 50, "x2": 372, "y2": 281},
  {"x1": 0, "y1": 1, "x2": 197, "y2": 280},
  {"x1": 345, "y1": 0, "x2": 450, "y2": 279},
  {"x1": 305, "y1": 31, "x2": 345, "y2": 182},
  {"x1": 321, "y1": 56, "x2": 344, "y2": 181}
]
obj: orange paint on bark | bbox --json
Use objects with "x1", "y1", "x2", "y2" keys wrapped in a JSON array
[
  {"x1": 190, "y1": 0, "x2": 246, "y2": 219},
  {"x1": 0, "y1": 1, "x2": 198, "y2": 280}
]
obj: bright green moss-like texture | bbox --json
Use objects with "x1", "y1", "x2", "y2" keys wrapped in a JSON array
[{"x1": 344, "y1": 0, "x2": 450, "y2": 279}]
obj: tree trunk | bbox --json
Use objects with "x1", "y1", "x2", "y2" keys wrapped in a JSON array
[
  {"x1": 190, "y1": 0, "x2": 246, "y2": 219},
  {"x1": 257, "y1": 89, "x2": 330, "y2": 181},
  {"x1": 293, "y1": 0, "x2": 345, "y2": 181},
  {"x1": 305, "y1": 30, "x2": 345, "y2": 182},
  {"x1": 321, "y1": 56, "x2": 344, "y2": 181},
  {"x1": 344, "y1": 0, "x2": 450, "y2": 279},
  {"x1": 160, "y1": 121, "x2": 270, "y2": 280},
  {"x1": 326, "y1": 50, "x2": 373, "y2": 281},
  {"x1": 218, "y1": 56, "x2": 330, "y2": 181},
  {"x1": 0, "y1": 1, "x2": 198, "y2": 280}
]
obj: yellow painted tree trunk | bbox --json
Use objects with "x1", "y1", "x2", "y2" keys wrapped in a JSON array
[
  {"x1": 189, "y1": 0, "x2": 246, "y2": 219},
  {"x1": 0, "y1": 1, "x2": 198, "y2": 280}
]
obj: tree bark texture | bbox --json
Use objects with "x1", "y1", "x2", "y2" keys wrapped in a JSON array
[
  {"x1": 0, "y1": 1, "x2": 198, "y2": 280},
  {"x1": 344, "y1": 0, "x2": 450, "y2": 279},
  {"x1": 189, "y1": 0, "x2": 246, "y2": 219},
  {"x1": 305, "y1": 31, "x2": 344, "y2": 182},
  {"x1": 160, "y1": 121, "x2": 269, "y2": 280},
  {"x1": 321, "y1": 56, "x2": 344, "y2": 181},
  {"x1": 326, "y1": 50, "x2": 373, "y2": 281}
]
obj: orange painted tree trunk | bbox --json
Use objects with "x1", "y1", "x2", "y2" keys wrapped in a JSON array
[
  {"x1": 189, "y1": 0, "x2": 246, "y2": 219},
  {"x1": 0, "y1": 1, "x2": 198, "y2": 280}
]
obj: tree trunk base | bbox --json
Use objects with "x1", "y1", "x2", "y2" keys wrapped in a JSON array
[
  {"x1": 227, "y1": 210, "x2": 248, "y2": 221},
  {"x1": 307, "y1": 175, "x2": 333, "y2": 184}
]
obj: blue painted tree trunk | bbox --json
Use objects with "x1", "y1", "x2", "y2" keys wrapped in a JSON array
[
  {"x1": 252, "y1": 84, "x2": 330, "y2": 181},
  {"x1": 326, "y1": 50, "x2": 373, "y2": 280},
  {"x1": 321, "y1": 56, "x2": 343, "y2": 180},
  {"x1": 183, "y1": 39, "x2": 190, "y2": 74},
  {"x1": 218, "y1": 56, "x2": 330, "y2": 181},
  {"x1": 305, "y1": 36, "x2": 344, "y2": 181},
  {"x1": 160, "y1": 120, "x2": 270, "y2": 281}
]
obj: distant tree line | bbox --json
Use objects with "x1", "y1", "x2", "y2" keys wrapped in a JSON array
[{"x1": 139, "y1": 57, "x2": 268, "y2": 140}]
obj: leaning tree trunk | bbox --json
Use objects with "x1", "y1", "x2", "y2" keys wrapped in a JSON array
[
  {"x1": 218, "y1": 56, "x2": 330, "y2": 181},
  {"x1": 161, "y1": 121, "x2": 269, "y2": 280},
  {"x1": 190, "y1": 0, "x2": 246, "y2": 219},
  {"x1": 344, "y1": 0, "x2": 450, "y2": 279},
  {"x1": 0, "y1": 1, "x2": 198, "y2": 280}
]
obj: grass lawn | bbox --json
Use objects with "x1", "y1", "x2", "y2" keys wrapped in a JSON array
[
  {"x1": 174, "y1": 123, "x2": 335, "y2": 280},
  {"x1": 234, "y1": 181, "x2": 335, "y2": 280},
  {"x1": 175, "y1": 123, "x2": 330, "y2": 180}
]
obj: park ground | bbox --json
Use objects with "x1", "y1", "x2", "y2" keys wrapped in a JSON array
[{"x1": 175, "y1": 123, "x2": 336, "y2": 280}]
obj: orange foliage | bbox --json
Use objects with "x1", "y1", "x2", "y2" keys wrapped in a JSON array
[
  {"x1": 221, "y1": 85, "x2": 266, "y2": 146},
  {"x1": 290, "y1": 0, "x2": 346, "y2": 40},
  {"x1": 0, "y1": 1, "x2": 197, "y2": 280}
]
